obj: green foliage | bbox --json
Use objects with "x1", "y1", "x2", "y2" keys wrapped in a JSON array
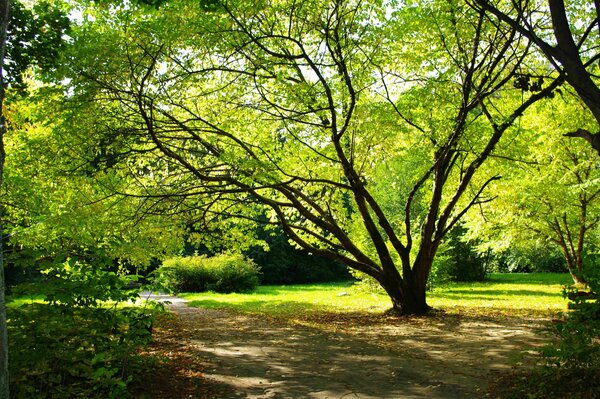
[
  {"x1": 487, "y1": 247, "x2": 567, "y2": 274},
  {"x1": 41, "y1": 0, "x2": 548, "y2": 314},
  {"x1": 465, "y1": 95, "x2": 600, "y2": 284},
  {"x1": 6, "y1": 0, "x2": 70, "y2": 90},
  {"x1": 542, "y1": 269, "x2": 600, "y2": 369},
  {"x1": 3, "y1": 92, "x2": 186, "y2": 269},
  {"x1": 7, "y1": 260, "x2": 160, "y2": 399},
  {"x1": 40, "y1": 259, "x2": 141, "y2": 308},
  {"x1": 430, "y1": 226, "x2": 489, "y2": 287},
  {"x1": 159, "y1": 253, "x2": 261, "y2": 293},
  {"x1": 245, "y1": 226, "x2": 351, "y2": 284}
]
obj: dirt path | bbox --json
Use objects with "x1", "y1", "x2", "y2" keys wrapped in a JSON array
[{"x1": 143, "y1": 293, "x2": 551, "y2": 398}]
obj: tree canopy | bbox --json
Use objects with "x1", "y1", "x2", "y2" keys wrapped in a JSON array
[
  {"x1": 21, "y1": 0, "x2": 565, "y2": 314},
  {"x1": 1, "y1": 0, "x2": 597, "y2": 316},
  {"x1": 472, "y1": 0, "x2": 600, "y2": 155},
  {"x1": 4, "y1": 1, "x2": 600, "y2": 398},
  {"x1": 465, "y1": 91, "x2": 600, "y2": 283}
]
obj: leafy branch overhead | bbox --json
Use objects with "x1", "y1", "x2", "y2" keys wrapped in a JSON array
[
  {"x1": 472, "y1": 0, "x2": 600, "y2": 155},
  {"x1": 51, "y1": 0, "x2": 560, "y2": 314},
  {"x1": 5, "y1": 1, "x2": 70, "y2": 91}
]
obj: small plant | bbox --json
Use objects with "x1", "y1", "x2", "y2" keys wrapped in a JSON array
[
  {"x1": 159, "y1": 253, "x2": 261, "y2": 293},
  {"x1": 8, "y1": 260, "x2": 161, "y2": 399}
]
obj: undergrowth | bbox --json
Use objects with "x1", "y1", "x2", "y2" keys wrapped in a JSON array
[{"x1": 7, "y1": 260, "x2": 163, "y2": 399}]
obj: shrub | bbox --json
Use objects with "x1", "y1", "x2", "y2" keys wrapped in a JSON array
[
  {"x1": 8, "y1": 260, "x2": 160, "y2": 399},
  {"x1": 542, "y1": 267, "x2": 600, "y2": 369},
  {"x1": 487, "y1": 247, "x2": 566, "y2": 273},
  {"x1": 429, "y1": 225, "x2": 489, "y2": 287},
  {"x1": 159, "y1": 253, "x2": 260, "y2": 293}
]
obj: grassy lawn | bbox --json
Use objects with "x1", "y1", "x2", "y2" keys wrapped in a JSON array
[
  {"x1": 181, "y1": 273, "x2": 573, "y2": 318},
  {"x1": 428, "y1": 273, "x2": 573, "y2": 315},
  {"x1": 6, "y1": 294, "x2": 45, "y2": 308}
]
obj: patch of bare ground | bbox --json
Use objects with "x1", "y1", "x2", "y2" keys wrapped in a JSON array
[{"x1": 133, "y1": 301, "x2": 553, "y2": 398}]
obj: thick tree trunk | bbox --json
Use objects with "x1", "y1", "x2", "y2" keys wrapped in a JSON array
[
  {"x1": 548, "y1": 0, "x2": 600, "y2": 128},
  {"x1": 380, "y1": 273, "x2": 431, "y2": 316}
]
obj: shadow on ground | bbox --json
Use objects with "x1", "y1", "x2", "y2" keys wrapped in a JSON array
[{"x1": 154, "y1": 299, "x2": 550, "y2": 399}]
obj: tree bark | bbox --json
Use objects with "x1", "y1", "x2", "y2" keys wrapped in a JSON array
[
  {"x1": 378, "y1": 264, "x2": 431, "y2": 316},
  {"x1": 0, "y1": 0, "x2": 10, "y2": 397}
]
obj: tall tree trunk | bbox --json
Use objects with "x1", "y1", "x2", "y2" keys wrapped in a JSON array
[
  {"x1": 0, "y1": 0, "x2": 10, "y2": 397},
  {"x1": 547, "y1": 0, "x2": 600, "y2": 128}
]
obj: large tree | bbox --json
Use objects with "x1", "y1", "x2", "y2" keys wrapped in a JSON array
[
  {"x1": 56, "y1": 0, "x2": 558, "y2": 314},
  {"x1": 472, "y1": 0, "x2": 600, "y2": 155}
]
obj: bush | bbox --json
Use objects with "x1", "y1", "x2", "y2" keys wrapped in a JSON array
[
  {"x1": 429, "y1": 225, "x2": 488, "y2": 287},
  {"x1": 487, "y1": 247, "x2": 566, "y2": 273},
  {"x1": 8, "y1": 260, "x2": 160, "y2": 399},
  {"x1": 542, "y1": 267, "x2": 600, "y2": 369},
  {"x1": 159, "y1": 253, "x2": 260, "y2": 293}
]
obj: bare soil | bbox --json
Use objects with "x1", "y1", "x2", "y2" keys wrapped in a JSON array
[{"x1": 134, "y1": 296, "x2": 552, "y2": 399}]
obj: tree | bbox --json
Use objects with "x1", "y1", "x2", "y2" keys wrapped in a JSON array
[
  {"x1": 0, "y1": 2, "x2": 69, "y2": 397},
  {"x1": 465, "y1": 92, "x2": 600, "y2": 284},
  {"x1": 541, "y1": 143, "x2": 600, "y2": 284},
  {"x1": 472, "y1": 0, "x2": 600, "y2": 155},
  {"x1": 55, "y1": 0, "x2": 559, "y2": 314},
  {"x1": 3, "y1": 97, "x2": 185, "y2": 269}
]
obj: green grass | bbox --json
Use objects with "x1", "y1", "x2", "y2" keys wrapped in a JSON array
[
  {"x1": 181, "y1": 273, "x2": 573, "y2": 318},
  {"x1": 6, "y1": 294, "x2": 45, "y2": 308},
  {"x1": 182, "y1": 281, "x2": 387, "y2": 316},
  {"x1": 427, "y1": 273, "x2": 573, "y2": 315},
  {"x1": 7, "y1": 293, "x2": 142, "y2": 309}
]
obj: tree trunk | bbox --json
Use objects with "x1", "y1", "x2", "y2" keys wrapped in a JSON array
[
  {"x1": 0, "y1": 227, "x2": 6, "y2": 399},
  {"x1": 570, "y1": 271, "x2": 586, "y2": 285},
  {"x1": 380, "y1": 274, "x2": 431, "y2": 316},
  {"x1": 558, "y1": 245, "x2": 587, "y2": 285},
  {"x1": 0, "y1": 0, "x2": 10, "y2": 397},
  {"x1": 548, "y1": 0, "x2": 600, "y2": 129}
]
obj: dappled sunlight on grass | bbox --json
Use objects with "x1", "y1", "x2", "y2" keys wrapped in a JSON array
[
  {"x1": 6, "y1": 294, "x2": 44, "y2": 308},
  {"x1": 181, "y1": 273, "x2": 573, "y2": 318}
]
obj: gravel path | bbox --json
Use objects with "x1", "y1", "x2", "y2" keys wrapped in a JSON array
[{"x1": 144, "y1": 292, "x2": 550, "y2": 399}]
